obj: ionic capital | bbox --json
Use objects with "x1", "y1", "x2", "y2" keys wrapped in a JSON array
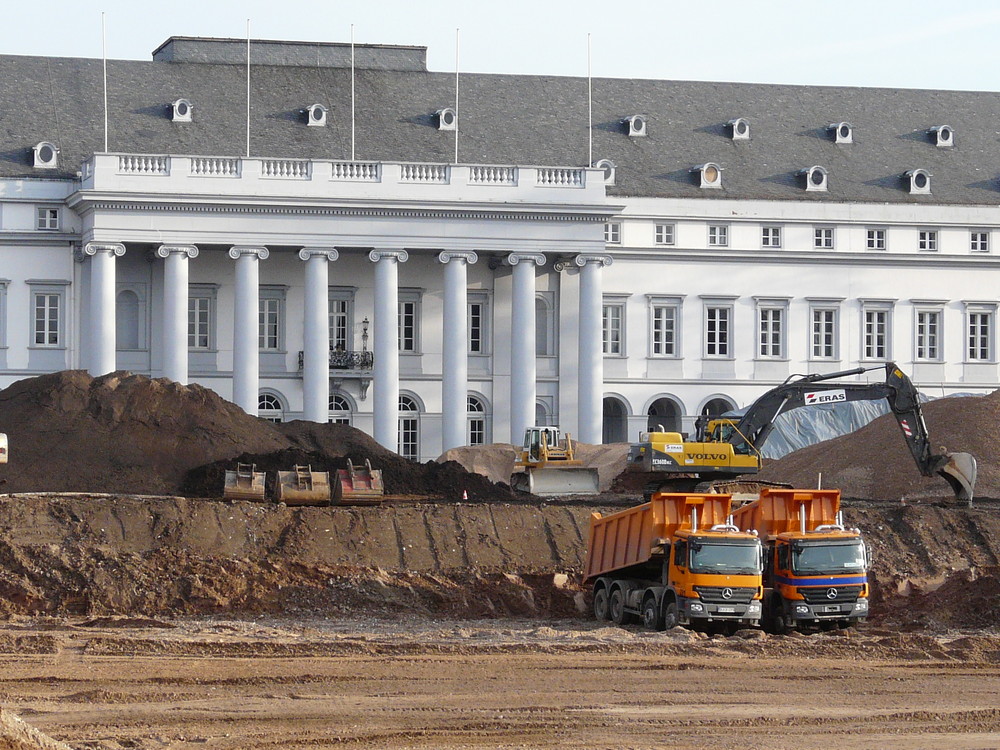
[
  {"x1": 83, "y1": 242, "x2": 126, "y2": 258},
  {"x1": 574, "y1": 253, "x2": 614, "y2": 268},
  {"x1": 437, "y1": 250, "x2": 478, "y2": 265},
  {"x1": 298, "y1": 247, "x2": 339, "y2": 262},
  {"x1": 368, "y1": 249, "x2": 409, "y2": 263},
  {"x1": 228, "y1": 246, "x2": 269, "y2": 260},
  {"x1": 155, "y1": 244, "x2": 199, "y2": 260},
  {"x1": 505, "y1": 252, "x2": 546, "y2": 267}
]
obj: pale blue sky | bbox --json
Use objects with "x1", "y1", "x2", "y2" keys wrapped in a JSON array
[{"x1": 7, "y1": 0, "x2": 1000, "y2": 91}]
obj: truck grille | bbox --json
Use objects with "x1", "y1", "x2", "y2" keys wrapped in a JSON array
[
  {"x1": 693, "y1": 586, "x2": 756, "y2": 604},
  {"x1": 799, "y1": 585, "x2": 863, "y2": 604}
]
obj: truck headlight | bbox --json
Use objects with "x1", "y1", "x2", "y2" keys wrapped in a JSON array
[
  {"x1": 690, "y1": 602, "x2": 704, "y2": 613},
  {"x1": 795, "y1": 605, "x2": 809, "y2": 614}
]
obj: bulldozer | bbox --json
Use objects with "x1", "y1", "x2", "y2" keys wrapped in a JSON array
[
  {"x1": 276, "y1": 465, "x2": 331, "y2": 506},
  {"x1": 511, "y1": 426, "x2": 601, "y2": 496},
  {"x1": 333, "y1": 459, "x2": 385, "y2": 505},
  {"x1": 223, "y1": 462, "x2": 266, "y2": 501}
]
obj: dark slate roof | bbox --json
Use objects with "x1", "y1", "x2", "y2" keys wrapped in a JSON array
[{"x1": 2, "y1": 41, "x2": 999, "y2": 204}]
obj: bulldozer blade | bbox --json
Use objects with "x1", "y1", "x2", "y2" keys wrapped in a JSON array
[
  {"x1": 515, "y1": 467, "x2": 601, "y2": 497},
  {"x1": 938, "y1": 452, "x2": 977, "y2": 505}
]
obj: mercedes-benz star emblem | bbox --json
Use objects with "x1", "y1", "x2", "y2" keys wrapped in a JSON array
[
  {"x1": 826, "y1": 587, "x2": 838, "y2": 600},
  {"x1": 722, "y1": 588, "x2": 733, "y2": 600}
]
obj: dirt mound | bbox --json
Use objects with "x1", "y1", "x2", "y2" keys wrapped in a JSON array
[
  {"x1": 758, "y1": 391, "x2": 1000, "y2": 500},
  {"x1": 0, "y1": 708, "x2": 71, "y2": 750}
]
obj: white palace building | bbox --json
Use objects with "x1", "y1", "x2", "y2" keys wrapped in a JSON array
[{"x1": 0, "y1": 36, "x2": 998, "y2": 460}]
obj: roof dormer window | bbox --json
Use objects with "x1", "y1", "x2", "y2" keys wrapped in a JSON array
[
  {"x1": 436, "y1": 107, "x2": 457, "y2": 131},
  {"x1": 305, "y1": 103, "x2": 327, "y2": 127},
  {"x1": 623, "y1": 115, "x2": 646, "y2": 137},
  {"x1": 829, "y1": 122, "x2": 853, "y2": 144},
  {"x1": 594, "y1": 158, "x2": 616, "y2": 186},
  {"x1": 930, "y1": 125, "x2": 954, "y2": 147},
  {"x1": 692, "y1": 163, "x2": 723, "y2": 189},
  {"x1": 727, "y1": 118, "x2": 750, "y2": 140},
  {"x1": 171, "y1": 98, "x2": 193, "y2": 122},
  {"x1": 801, "y1": 165, "x2": 828, "y2": 192},
  {"x1": 32, "y1": 142, "x2": 58, "y2": 169},
  {"x1": 905, "y1": 169, "x2": 931, "y2": 195}
]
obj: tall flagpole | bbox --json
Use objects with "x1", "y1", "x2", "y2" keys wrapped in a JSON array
[
  {"x1": 246, "y1": 20, "x2": 251, "y2": 158},
  {"x1": 102, "y1": 12, "x2": 108, "y2": 153},
  {"x1": 587, "y1": 33, "x2": 593, "y2": 167},
  {"x1": 351, "y1": 24, "x2": 356, "y2": 161},
  {"x1": 454, "y1": 28, "x2": 460, "y2": 165}
]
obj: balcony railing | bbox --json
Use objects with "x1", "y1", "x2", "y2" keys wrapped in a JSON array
[{"x1": 297, "y1": 349, "x2": 374, "y2": 371}]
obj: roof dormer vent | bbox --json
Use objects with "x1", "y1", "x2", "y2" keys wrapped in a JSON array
[
  {"x1": 800, "y1": 165, "x2": 828, "y2": 192},
  {"x1": 930, "y1": 125, "x2": 954, "y2": 147},
  {"x1": 304, "y1": 103, "x2": 327, "y2": 127},
  {"x1": 905, "y1": 168, "x2": 931, "y2": 195},
  {"x1": 691, "y1": 162, "x2": 722, "y2": 189},
  {"x1": 727, "y1": 118, "x2": 750, "y2": 141},
  {"x1": 171, "y1": 98, "x2": 193, "y2": 122},
  {"x1": 623, "y1": 115, "x2": 646, "y2": 137},
  {"x1": 436, "y1": 107, "x2": 457, "y2": 131},
  {"x1": 594, "y1": 158, "x2": 616, "y2": 186},
  {"x1": 32, "y1": 142, "x2": 58, "y2": 169},
  {"x1": 828, "y1": 122, "x2": 853, "y2": 144}
]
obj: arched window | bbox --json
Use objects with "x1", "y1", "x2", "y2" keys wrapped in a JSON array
[
  {"x1": 116, "y1": 289, "x2": 140, "y2": 350},
  {"x1": 534, "y1": 401, "x2": 551, "y2": 428},
  {"x1": 647, "y1": 397, "x2": 682, "y2": 434},
  {"x1": 398, "y1": 395, "x2": 420, "y2": 460},
  {"x1": 328, "y1": 393, "x2": 352, "y2": 425},
  {"x1": 467, "y1": 396, "x2": 487, "y2": 446},
  {"x1": 701, "y1": 397, "x2": 735, "y2": 417},
  {"x1": 258, "y1": 392, "x2": 284, "y2": 423},
  {"x1": 602, "y1": 397, "x2": 629, "y2": 444},
  {"x1": 535, "y1": 295, "x2": 555, "y2": 356}
]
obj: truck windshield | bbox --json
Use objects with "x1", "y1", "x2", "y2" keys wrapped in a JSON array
[
  {"x1": 689, "y1": 541, "x2": 761, "y2": 575},
  {"x1": 792, "y1": 542, "x2": 866, "y2": 575}
]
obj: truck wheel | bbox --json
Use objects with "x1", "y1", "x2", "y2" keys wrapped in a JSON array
[
  {"x1": 593, "y1": 586, "x2": 610, "y2": 621},
  {"x1": 663, "y1": 601, "x2": 679, "y2": 630},
  {"x1": 610, "y1": 588, "x2": 631, "y2": 625},
  {"x1": 642, "y1": 596, "x2": 663, "y2": 631}
]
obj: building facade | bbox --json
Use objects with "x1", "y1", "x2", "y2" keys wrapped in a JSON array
[{"x1": 0, "y1": 37, "x2": 997, "y2": 460}]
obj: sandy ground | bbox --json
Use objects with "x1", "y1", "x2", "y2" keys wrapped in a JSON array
[{"x1": 1, "y1": 616, "x2": 999, "y2": 749}]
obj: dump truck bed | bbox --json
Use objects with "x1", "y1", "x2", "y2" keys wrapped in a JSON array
[{"x1": 731, "y1": 488, "x2": 841, "y2": 538}]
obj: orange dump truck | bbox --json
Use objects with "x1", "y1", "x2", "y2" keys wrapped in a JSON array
[
  {"x1": 731, "y1": 488, "x2": 871, "y2": 633},
  {"x1": 585, "y1": 493, "x2": 763, "y2": 632}
]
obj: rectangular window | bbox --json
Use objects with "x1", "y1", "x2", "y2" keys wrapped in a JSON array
[
  {"x1": 36, "y1": 207, "x2": 59, "y2": 230},
  {"x1": 971, "y1": 231, "x2": 990, "y2": 252},
  {"x1": 708, "y1": 225, "x2": 729, "y2": 247},
  {"x1": 863, "y1": 309, "x2": 890, "y2": 359},
  {"x1": 651, "y1": 304, "x2": 678, "y2": 356},
  {"x1": 968, "y1": 311, "x2": 993, "y2": 361},
  {"x1": 329, "y1": 299, "x2": 349, "y2": 351},
  {"x1": 603, "y1": 303, "x2": 624, "y2": 355},
  {"x1": 761, "y1": 226, "x2": 782, "y2": 248},
  {"x1": 918, "y1": 230, "x2": 938, "y2": 251},
  {"x1": 188, "y1": 297, "x2": 211, "y2": 349},
  {"x1": 811, "y1": 308, "x2": 838, "y2": 359},
  {"x1": 469, "y1": 300, "x2": 484, "y2": 353},
  {"x1": 814, "y1": 228, "x2": 834, "y2": 249},
  {"x1": 758, "y1": 307, "x2": 784, "y2": 358},
  {"x1": 654, "y1": 223, "x2": 675, "y2": 245},
  {"x1": 915, "y1": 310, "x2": 940, "y2": 360},
  {"x1": 604, "y1": 222, "x2": 621, "y2": 244},
  {"x1": 866, "y1": 228, "x2": 887, "y2": 250},
  {"x1": 705, "y1": 306, "x2": 730, "y2": 357},
  {"x1": 33, "y1": 293, "x2": 60, "y2": 346},
  {"x1": 258, "y1": 298, "x2": 280, "y2": 350},
  {"x1": 398, "y1": 416, "x2": 418, "y2": 460},
  {"x1": 398, "y1": 301, "x2": 417, "y2": 352}
]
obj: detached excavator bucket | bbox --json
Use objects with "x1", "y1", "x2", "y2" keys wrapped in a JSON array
[
  {"x1": 937, "y1": 451, "x2": 977, "y2": 505},
  {"x1": 276, "y1": 465, "x2": 331, "y2": 506},
  {"x1": 223, "y1": 462, "x2": 266, "y2": 502},
  {"x1": 512, "y1": 466, "x2": 601, "y2": 497},
  {"x1": 334, "y1": 460, "x2": 385, "y2": 505}
]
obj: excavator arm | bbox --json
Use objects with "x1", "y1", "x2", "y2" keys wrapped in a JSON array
[{"x1": 728, "y1": 363, "x2": 977, "y2": 502}]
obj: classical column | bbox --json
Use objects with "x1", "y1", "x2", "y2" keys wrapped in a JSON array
[
  {"x1": 576, "y1": 253, "x2": 613, "y2": 444},
  {"x1": 156, "y1": 244, "x2": 199, "y2": 385},
  {"x1": 508, "y1": 252, "x2": 546, "y2": 443},
  {"x1": 229, "y1": 246, "x2": 269, "y2": 414},
  {"x1": 299, "y1": 247, "x2": 339, "y2": 423},
  {"x1": 438, "y1": 250, "x2": 478, "y2": 451},
  {"x1": 83, "y1": 242, "x2": 125, "y2": 377},
  {"x1": 369, "y1": 249, "x2": 409, "y2": 451}
]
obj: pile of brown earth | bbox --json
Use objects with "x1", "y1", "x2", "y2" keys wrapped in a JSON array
[
  {"x1": 758, "y1": 390, "x2": 1000, "y2": 500},
  {"x1": 0, "y1": 371, "x2": 512, "y2": 502}
]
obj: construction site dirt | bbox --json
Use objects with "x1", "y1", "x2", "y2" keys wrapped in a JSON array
[{"x1": 0, "y1": 371, "x2": 999, "y2": 748}]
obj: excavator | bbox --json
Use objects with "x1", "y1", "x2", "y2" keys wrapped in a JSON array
[{"x1": 627, "y1": 362, "x2": 977, "y2": 503}]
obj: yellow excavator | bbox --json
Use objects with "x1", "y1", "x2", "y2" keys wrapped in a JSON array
[
  {"x1": 628, "y1": 363, "x2": 977, "y2": 504},
  {"x1": 511, "y1": 426, "x2": 601, "y2": 496}
]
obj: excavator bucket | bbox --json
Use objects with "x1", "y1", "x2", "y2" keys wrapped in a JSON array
[
  {"x1": 511, "y1": 466, "x2": 601, "y2": 497},
  {"x1": 276, "y1": 465, "x2": 332, "y2": 506},
  {"x1": 334, "y1": 459, "x2": 385, "y2": 505},
  {"x1": 937, "y1": 451, "x2": 977, "y2": 505},
  {"x1": 223, "y1": 462, "x2": 266, "y2": 502}
]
